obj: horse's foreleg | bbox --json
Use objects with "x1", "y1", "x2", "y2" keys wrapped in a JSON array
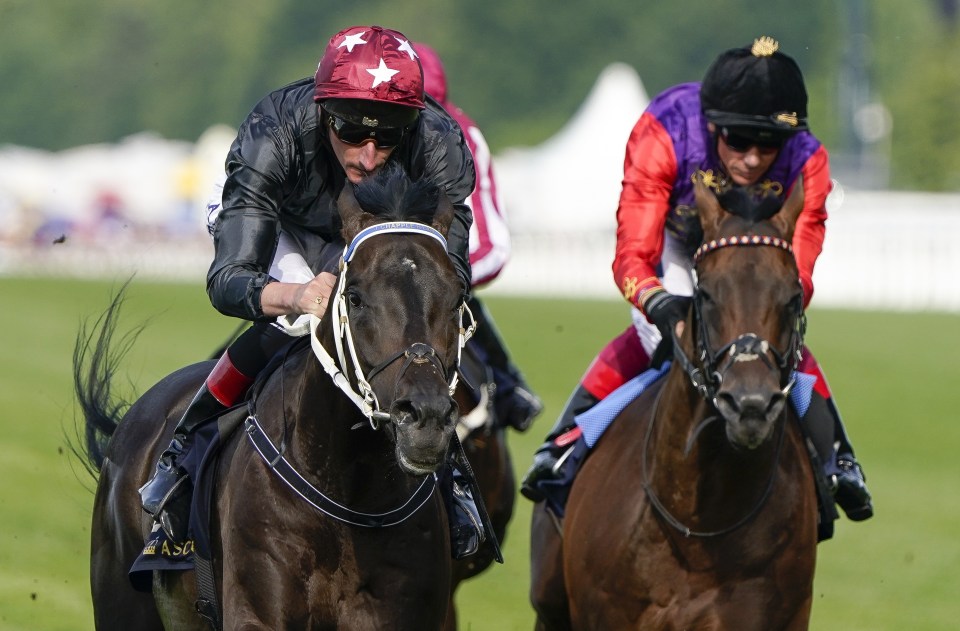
[{"x1": 528, "y1": 503, "x2": 572, "y2": 631}]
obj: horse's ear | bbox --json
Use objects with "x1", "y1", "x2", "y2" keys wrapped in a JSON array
[
  {"x1": 338, "y1": 183, "x2": 365, "y2": 243},
  {"x1": 694, "y1": 174, "x2": 725, "y2": 240},
  {"x1": 771, "y1": 176, "x2": 805, "y2": 240},
  {"x1": 432, "y1": 192, "x2": 455, "y2": 237}
]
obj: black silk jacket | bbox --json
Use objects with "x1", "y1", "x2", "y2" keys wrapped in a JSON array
[{"x1": 206, "y1": 77, "x2": 475, "y2": 321}]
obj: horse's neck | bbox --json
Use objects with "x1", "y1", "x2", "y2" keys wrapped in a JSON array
[
  {"x1": 651, "y1": 369, "x2": 780, "y2": 514},
  {"x1": 282, "y1": 356, "x2": 403, "y2": 500}
]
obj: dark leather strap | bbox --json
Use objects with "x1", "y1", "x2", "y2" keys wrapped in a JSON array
[{"x1": 244, "y1": 415, "x2": 437, "y2": 527}]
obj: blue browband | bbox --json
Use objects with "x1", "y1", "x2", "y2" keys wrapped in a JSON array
[{"x1": 343, "y1": 222, "x2": 447, "y2": 263}]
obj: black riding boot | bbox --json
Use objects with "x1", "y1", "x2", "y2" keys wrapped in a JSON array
[
  {"x1": 804, "y1": 392, "x2": 873, "y2": 521},
  {"x1": 439, "y1": 462, "x2": 486, "y2": 559},
  {"x1": 468, "y1": 296, "x2": 543, "y2": 432},
  {"x1": 139, "y1": 385, "x2": 226, "y2": 542},
  {"x1": 520, "y1": 384, "x2": 599, "y2": 501}
]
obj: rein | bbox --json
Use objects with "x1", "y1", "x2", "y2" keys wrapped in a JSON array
[
  {"x1": 643, "y1": 233, "x2": 803, "y2": 538},
  {"x1": 641, "y1": 383, "x2": 788, "y2": 538}
]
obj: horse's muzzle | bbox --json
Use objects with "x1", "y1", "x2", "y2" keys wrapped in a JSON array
[
  {"x1": 716, "y1": 389, "x2": 786, "y2": 450},
  {"x1": 391, "y1": 394, "x2": 458, "y2": 473}
]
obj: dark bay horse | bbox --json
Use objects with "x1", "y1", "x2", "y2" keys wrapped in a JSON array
[
  {"x1": 530, "y1": 178, "x2": 818, "y2": 630},
  {"x1": 78, "y1": 166, "x2": 479, "y2": 630}
]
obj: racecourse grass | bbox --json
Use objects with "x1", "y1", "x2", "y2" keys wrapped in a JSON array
[{"x1": 1, "y1": 276, "x2": 958, "y2": 630}]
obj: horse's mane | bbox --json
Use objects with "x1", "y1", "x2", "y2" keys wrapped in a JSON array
[{"x1": 353, "y1": 162, "x2": 441, "y2": 223}]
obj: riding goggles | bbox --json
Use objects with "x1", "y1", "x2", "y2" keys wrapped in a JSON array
[
  {"x1": 719, "y1": 127, "x2": 785, "y2": 153},
  {"x1": 327, "y1": 114, "x2": 407, "y2": 149}
]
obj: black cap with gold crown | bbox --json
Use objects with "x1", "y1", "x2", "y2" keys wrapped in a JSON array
[{"x1": 700, "y1": 36, "x2": 808, "y2": 140}]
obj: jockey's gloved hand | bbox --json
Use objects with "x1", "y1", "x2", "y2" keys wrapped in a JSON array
[{"x1": 644, "y1": 291, "x2": 692, "y2": 367}]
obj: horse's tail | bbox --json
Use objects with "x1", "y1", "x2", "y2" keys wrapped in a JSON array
[{"x1": 71, "y1": 282, "x2": 144, "y2": 477}]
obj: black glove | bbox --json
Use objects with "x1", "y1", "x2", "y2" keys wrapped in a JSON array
[{"x1": 644, "y1": 291, "x2": 692, "y2": 367}]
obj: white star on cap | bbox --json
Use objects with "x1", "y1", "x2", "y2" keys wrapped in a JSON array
[
  {"x1": 339, "y1": 31, "x2": 368, "y2": 52},
  {"x1": 395, "y1": 37, "x2": 418, "y2": 60},
  {"x1": 366, "y1": 58, "x2": 400, "y2": 87}
]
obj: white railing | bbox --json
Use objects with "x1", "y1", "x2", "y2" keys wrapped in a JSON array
[{"x1": 3, "y1": 191, "x2": 959, "y2": 313}]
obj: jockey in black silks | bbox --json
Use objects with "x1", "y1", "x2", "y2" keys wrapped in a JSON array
[{"x1": 140, "y1": 25, "x2": 519, "y2": 558}]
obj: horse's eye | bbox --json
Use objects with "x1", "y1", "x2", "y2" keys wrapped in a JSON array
[
  {"x1": 788, "y1": 292, "x2": 803, "y2": 314},
  {"x1": 699, "y1": 288, "x2": 715, "y2": 304},
  {"x1": 347, "y1": 290, "x2": 363, "y2": 309}
]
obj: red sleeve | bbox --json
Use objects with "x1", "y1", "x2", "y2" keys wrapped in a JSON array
[
  {"x1": 613, "y1": 113, "x2": 678, "y2": 311},
  {"x1": 792, "y1": 144, "x2": 831, "y2": 307}
]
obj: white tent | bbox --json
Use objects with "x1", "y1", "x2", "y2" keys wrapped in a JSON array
[{"x1": 494, "y1": 62, "x2": 649, "y2": 235}]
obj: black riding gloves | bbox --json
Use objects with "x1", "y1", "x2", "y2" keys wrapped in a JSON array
[
  {"x1": 643, "y1": 290, "x2": 692, "y2": 367},
  {"x1": 644, "y1": 291, "x2": 692, "y2": 339}
]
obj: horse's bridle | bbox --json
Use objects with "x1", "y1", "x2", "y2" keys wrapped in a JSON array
[
  {"x1": 642, "y1": 233, "x2": 807, "y2": 538},
  {"x1": 309, "y1": 221, "x2": 475, "y2": 429},
  {"x1": 243, "y1": 221, "x2": 474, "y2": 531},
  {"x1": 671, "y1": 234, "x2": 806, "y2": 405}
]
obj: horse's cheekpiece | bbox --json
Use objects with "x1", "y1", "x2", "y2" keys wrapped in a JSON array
[{"x1": 129, "y1": 523, "x2": 196, "y2": 592}]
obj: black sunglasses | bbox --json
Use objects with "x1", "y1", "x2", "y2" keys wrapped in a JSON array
[
  {"x1": 328, "y1": 115, "x2": 406, "y2": 149},
  {"x1": 720, "y1": 128, "x2": 784, "y2": 152}
]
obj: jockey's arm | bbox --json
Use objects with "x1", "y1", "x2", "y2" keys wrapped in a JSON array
[
  {"x1": 791, "y1": 144, "x2": 831, "y2": 308},
  {"x1": 612, "y1": 113, "x2": 678, "y2": 314}
]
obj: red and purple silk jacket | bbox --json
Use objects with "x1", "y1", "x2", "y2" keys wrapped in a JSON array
[{"x1": 613, "y1": 82, "x2": 831, "y2": 313}]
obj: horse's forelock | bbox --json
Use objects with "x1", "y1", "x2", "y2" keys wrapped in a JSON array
[
  {"x1": 716, "y1": 187, "x2": 784, "y2": 224},
  {"x1": 353, "y1": 163, "x2": 441, "y2": 224}
]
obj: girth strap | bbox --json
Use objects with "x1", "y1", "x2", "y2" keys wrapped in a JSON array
[{"x1": 244, "y1": 415, "x2": 437, "y2": 527}]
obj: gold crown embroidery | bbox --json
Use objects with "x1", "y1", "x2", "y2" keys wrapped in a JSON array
[
  {"x1": 693, "y1": 169, "x2": 729, "y2": 193},
  {"x1": 775, "y1": 112, "x2": 799, "y2": 127},
  {"x1": 622, "y1": 277, "x2": 641, "y2": 301},
  {"x1": 755, "y1": 179, "x2": 784, "y2": 196},
  {"x1": 751, "y1": 36, "x2": 779, "y2": 57}
]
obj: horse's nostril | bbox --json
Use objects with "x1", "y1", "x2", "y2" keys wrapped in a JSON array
[
  {"x1": 716, "y1": 392, "x2": 739, "y2": 415},
  {"x1": 393, "y1": 396, "x2": 457, "y2": 426}
]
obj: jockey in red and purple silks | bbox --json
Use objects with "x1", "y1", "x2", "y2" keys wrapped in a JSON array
[{"x1": 522, "y1": 36, "x2": 873, "y2": 526}]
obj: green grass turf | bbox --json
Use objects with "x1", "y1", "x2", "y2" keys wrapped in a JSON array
[{"x1": 1, "y1": 276, "x2": 958, "y2": 630}]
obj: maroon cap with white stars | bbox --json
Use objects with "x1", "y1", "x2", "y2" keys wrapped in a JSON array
[{"x1": 314, "y1": 25, "x2": 425, "y2": 110}]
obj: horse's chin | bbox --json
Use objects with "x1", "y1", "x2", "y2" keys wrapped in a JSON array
[
  {"x1": 725, "y1": 416, "x2": 775, "y2": 451},
  {"x1": 393, "y1": 425, "x2": 454, "y2": 475},
  {"x1": 395, "y1": 452, "x2": 443, "y2": 476}
]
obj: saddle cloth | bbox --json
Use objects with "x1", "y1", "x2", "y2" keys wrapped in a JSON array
[{"x1": 128, "y1": 407, "x2": 247, "y2": 591}]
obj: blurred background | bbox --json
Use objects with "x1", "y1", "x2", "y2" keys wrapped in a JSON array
[
  {"x1": 2, "y1": 1, "x2": 960, "y2": 630},
  {"x1": 1, "y1": 0, "x2": 959, "y2": 309}
]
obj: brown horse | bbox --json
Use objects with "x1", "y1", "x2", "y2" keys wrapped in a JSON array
[
  {"x1": 78, "y1": 165, "x2": 484, "y2": 630},
  {"x1": 530, "y1": 178, "x2": 818, "y2": 630}
]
